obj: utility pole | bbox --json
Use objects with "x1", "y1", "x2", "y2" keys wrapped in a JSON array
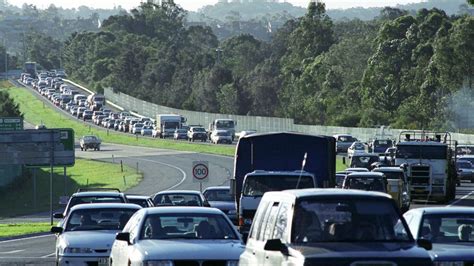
[{"x1": 3, "y1": 38, "x2": 7, "y2": 79}]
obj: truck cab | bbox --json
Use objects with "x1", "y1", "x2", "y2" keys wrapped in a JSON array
[{"x1": 209, "y1": 119, "x2": 237, "y2": 141}]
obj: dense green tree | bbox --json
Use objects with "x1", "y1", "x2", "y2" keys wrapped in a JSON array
[{"x1": 0, "y1": 91, "x2": 23, "y2": 118}]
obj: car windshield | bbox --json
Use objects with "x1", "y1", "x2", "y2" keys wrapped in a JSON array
[
  {"x1": 203, "y1": 189, "x2": 232, "y2": 202},
  {"x1": 176, "y1": 129, "x2": 187, "y2": 133},
  {"x1": 68, "y1": 196, "x2": 124, "y2": 211},
  {"x1": 350, "y1": 155, "x2": 379, "y2": 168},
  {"x1": 396, "y1": 145, "x2": 447, "y2": 160},
  {"x1": 65, "y1": 208, "x2": 138, "y2": 231},
  {"x1": 243, "y1": 175, "x2": 314, "y2": 197},
  {"x1": 352, "y1": 143, "x2": 365, "y2": 150},
  {"x1": 83, "y1": 136, "x2": 98, "y2": 141},
  {"x1": 457, "y1": 146, "x2": 474, "y2": 156},
  {"x1": 216, "y1": 131, "x2": 229, "y2": 136},
  {"x1": 127, "y1": 198, "x2": 151, "y2": 208},
  {"x1": 374, "y1": 140, "x2": 392, "y2": 146},
  {"x1": 419, "y1": 214, "x2": 474, "y2": 243},
  {"x1": 345, "y1": 176, "x2": 386, "y2": 192},
  {"x1": 379, "y1": 171, "x2": 404, "y2": 180},
  {"x1": 193, "y1": 127, "x2": 206, "y2": 132},
  {"x1": 140, "y1": 213, "x2": 237, "y2": 240},
  {"x1": 216, "y1": 120, "x2": 234, "y2": 128},
  {"x1": 153, "y1": 193, "x2": 203, "y2": 206},
  {"x1": 458, "y1": 157, "x2": 474, "y2": 165},
  {"x1": 338, "y1": 136, "x2": 355, "y2": 142},
  {"x1": 291, "y1": 199, "x2": 411, "y2": 243}
]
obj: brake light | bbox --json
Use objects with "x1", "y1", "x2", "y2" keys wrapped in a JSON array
[{"x1": 239, "y1": 217, "x2": 244, "y2": 226}]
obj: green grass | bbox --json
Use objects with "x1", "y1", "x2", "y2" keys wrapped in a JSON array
[
  {"x1": 336, "y1": 157, "x2": 346, "y2": 172},
  {"x1": 0, "y1": 223, "x2": 51, "y2": 238},
  {"x1": 2, "y1": 85, "x2": 236, "y2": 157},
  {"x1": 0, "y1": 158, "x2": 142, "y2": 218}
]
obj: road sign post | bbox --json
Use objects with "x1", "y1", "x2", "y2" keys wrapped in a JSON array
[{"x1": 193, "y1": 161, "x2": 209, "y2": 192}]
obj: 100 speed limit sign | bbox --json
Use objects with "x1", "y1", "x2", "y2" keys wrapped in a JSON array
[{"x1": 192, "y1": 161, "x2": 209, "y2": 182}]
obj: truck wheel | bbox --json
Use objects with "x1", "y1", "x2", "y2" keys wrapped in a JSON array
[
  {"x1": 97, "y1": 146, "x2": 100, "y2": 151},
  {"x1": 80, "y1": 147, "x2": 83, "y2": 151}
]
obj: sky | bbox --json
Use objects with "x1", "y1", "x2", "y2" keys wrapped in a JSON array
[{"x1": 6, "y1": 0, "x2": 427, "y2": 11}]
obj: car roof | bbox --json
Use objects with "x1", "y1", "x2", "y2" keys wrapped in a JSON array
[
  {"x1": 408, "y1": 207, "x2": 474, "y2": 215},
  {"x1": 126, "y1": 195, "x2": 151, "y2": 200},
  {"x1": 334, "y1": 134, "x2": 353, "y2": 137},
  {"x1": 397, "y1": 141, "x2": 446, "y2": 146},
  {"x1": 203, "y1": 186, "x2": 230, "y2": 191},
  {"x1": 373, "y1": 167, "x2": 403, "y2": 173},
  {"x1": 265, "y1": 188, "x2": 391, "y2": 200},
  {"x1": 70, "y1": 203, "x2": 141, "y2": 211},
  {"x1": 143, "y1": 206, "x2": 223, "y2": 215},
  {"x1": 347, "y1": 172, "x2": 385, "y2": 177},
  {"x1": 458, "y1": 155, "x2": 474, "y2": 158},
  {"x1": 154, "y1": 190, "x2": 203, "y2": 195},
  {"x1": 345, "y1": 168, "x2": 369, "y2": 172},
  {"x1": 72, "y1": 191, "x2": 123, "y2": 197},
  {"x1": 351, "y1": 153, "x2": 379, "y2": 157}
]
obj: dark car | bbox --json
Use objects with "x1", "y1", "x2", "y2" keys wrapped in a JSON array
[
  {"x1": 203, "y1": 186, "x2": 237, "y2": 224},
  {"x1": 240, "y1": 189, "x2": 433, "y2": 265},
  {"x1": 405, "y1": 207, "x2": 474, "y2": 265}
]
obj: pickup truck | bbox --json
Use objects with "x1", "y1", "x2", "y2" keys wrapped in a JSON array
[{"x1": 79, "y1": 135, "x2": 101, "y2": 151}]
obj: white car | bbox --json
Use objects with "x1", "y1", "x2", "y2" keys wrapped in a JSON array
[
  {"x1": 109, "y1": 207, "x2": 244, "y2": 266},
  {"x1": 210, "y1": 130, "x2": 232, "y2": 144},
  {"x1": 50, "y1": 203, "x2": 141, "y2": 266},
  {"x1": 132, "y1": 123, "x2": 144, "y2": 134},
  {"x1": 140, "y1": 125, "x2": 153, "y2": 136},
  {"x1": 347, "y1": 141, "x2": 367, "y2": 158}
]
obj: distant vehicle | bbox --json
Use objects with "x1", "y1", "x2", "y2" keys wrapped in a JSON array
[
  {"x1": 369, "y1": 139, "x2": 394, "y2": 154},
  {"x1": 110, "y1": 207, "x2": 244, "y2": 265},
  {"x1": 203, "y1": 186, "x2": 236, "y2": 224},
  {"x1": 456, "y1": 160, "x2": 474, "y2": 183},
  {"x1": 347, "y1": 141, "x2": 366, "y2": 158},
  {"x1": 334, "y1": 134, "x2": 357, "y2": 153},
  {"x1": 132, "y1": 123, "x2": 144, "y2": 134},
  {"x1": 396, "y1": 131, "x2": 457, "y2": 203},
  {"x1": 210, "y1": 129, "x2": 232, "y2": 144},
  {"x1": 209, "y1": 118, "x2": 237, "y2": 141},
  {"x1": 151, "y1": 190, "x2": 210, "y2": 207},
  {"x1": 53, "y1": 189, "x2": 128, "y2": 219},
  {"x1": 373, "y1": 166, "x2": 411, "y2": 212},
  {"x1": 140, "y1": 125, "x2": 153, "y2": 136},
  {"x1": 82, "y1": 110, "x2": 93, "y2": 121},
  {"x1": 87, "y1": 94, "x2": 105, "y2": 111},
  {"x1": 240, "y1": 189, "x2": 432, "y2": 265},
  {"x1": 50, "y1": 203, "x2": 141, "y2": 265},
  {"x1": 348, "y1": 153, "x2": 380, "y2": 170},
  {"x1": 79, "y1": 135, "x2": 101, "y2": 151},
  {"x1": 24, "y1": 61, "x2": 37, "y2": 78},
  {"x1": 76, "y1": 107, "x2": 86, "y2": 118},
  {"x1": 73, "y1": 94, "x2": 87, "y2": 105},
  {"x1": 404, "y1": 207, "x2": 474, "y2": 264},
  {"x1": 173, "y1": 128, "x2": 188, "y2": 140},
  {"x1": 125, "y1": 195, "x2": 154, "y2": 208},
  {"x1": 156, "y1": 114, "x2": 185, "y2": 138},
  {"x1": 342, "y1": 172, "x2": 388, "y2": 193},
  {"x1": 457, "y1": 145, "x2": 474, "y2": 156},
  {"x1": 232, "y1": 132, "x2": 336, "y2": 240},
  {"x1": 187, "y1": 126, "x2": 207, "y2": 142}
]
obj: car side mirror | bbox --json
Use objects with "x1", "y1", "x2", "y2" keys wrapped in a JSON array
[
  {"x1": 116, "y1": 232, "x2": 130, "y2": 244},
  {"x1": 51, "y1": 226, "x2": 63, "y2": 234},
  {"x1": 53, "y1": 213, "x2": 64, "y2": 219},
  {"x1": 417, "y1": 238, "x2": 432, "y2": 251},
  {"x1": 264, "y1": 239, "x2": 288, "y2": 254}
]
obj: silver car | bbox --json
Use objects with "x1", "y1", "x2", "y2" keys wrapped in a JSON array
[
  {"x1": 109, "y1": 207, "x2": 244, "y2": 266},
  {"x1": 50, "y1": 203, "x2": 141, "y2": 266}
]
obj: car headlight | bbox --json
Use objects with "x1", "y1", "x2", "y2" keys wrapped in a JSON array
[
  {"x1": 64, "y1": 247, "x2": 93, "y2": 254},
  {"x1": 143, "y1": 261, "x2": 173, "y2": 266},
  {"x1": 433, "y1": 262, "x2": 464, "y2": 266},
  {"x1": 227, "y1": 261, "x2": 239, "y2": 266}
]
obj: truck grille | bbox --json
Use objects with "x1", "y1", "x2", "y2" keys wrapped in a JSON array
[{"x1": 411, "y1": 165, "x2": 430, "y2": 185}]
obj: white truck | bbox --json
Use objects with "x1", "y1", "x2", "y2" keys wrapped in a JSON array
[
  {"x1": 208, "y1": 118, "x2": 237, "y2": 141},
  {"x1": 87, "y1": 94, "x2": 106, "y2": 111},
  {"x1": 395, "y1": 131, "x2": 457, "y2": 203},
  {"x1": 155, "y1": 114, "x2": 185, "y2": 138}
]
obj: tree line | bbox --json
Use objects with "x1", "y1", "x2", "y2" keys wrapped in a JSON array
[{"x1": 31, "y1": 1, "x2": 473, "y2": 130}]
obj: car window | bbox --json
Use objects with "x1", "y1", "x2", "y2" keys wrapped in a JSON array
[
  {"x1": 272, "y1": 202, "x2": 290, "y2": 241},
  {"x1": 203, "y1": 189, "x2": 232, "y2": 202},
  {"x1": 140, "y1": 213, "x2": 237, "y2": 240},
  {"x1": 257, "y1": 201, "x2": 275, "y2": 241},
  {"x1": 262, "y1": 202, "x2": 280, "y2": 241},
  {"x1": 65, "y1": 208, "x2": 138, "y2": 231},
  {"x1": 291, "y1": 199, "x2": 410, "y2": 243},
  {"x1": 249, "y1": 200, "x2": 270, "y2": 240},
  {"x1": 419, "y1": 214, "x2": 474, "y2": 243},
  {"x1": 153, "y1": 193, "x2": 203, "y2": 206}
]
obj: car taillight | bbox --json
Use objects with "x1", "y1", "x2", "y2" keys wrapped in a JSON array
[{"x1": 239, "y1": 217, "x2": 244, "y2": 226}]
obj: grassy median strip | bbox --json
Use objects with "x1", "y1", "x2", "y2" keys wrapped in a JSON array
[
  {"x1": 0, "y1": 223, "x2": 51, "y2": 238},
  {"x1": 3, "y1": 85, "x2": 235, "y2": 156},
  {"x1": 0, "y1": 158, "x2": 142, "y2": 218}
]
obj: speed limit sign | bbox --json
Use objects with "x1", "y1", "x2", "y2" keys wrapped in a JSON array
[{"x1": 193, "y1": 161, "x2": 209, "y2": 182}]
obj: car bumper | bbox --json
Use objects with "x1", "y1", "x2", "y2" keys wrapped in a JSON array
[{"x1": 58, "y1": 255, "x2": 108, "y2": 266}]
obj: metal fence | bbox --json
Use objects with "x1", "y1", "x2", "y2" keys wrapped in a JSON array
[{"x1": 103, "y1": 87, "x2": 474, "y2": 144}]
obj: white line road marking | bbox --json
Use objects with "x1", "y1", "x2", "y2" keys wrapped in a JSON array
[
  {"x1": 41, "y1": 252, "x2": 56, "y2": 258},
  {"x1": 0, "y1": 250, "x2": 24, "y2": 254},
  {"x1": 0, "y1": 234, "x2": 53, "y2": 244},
  {"x1": 135, "y1": 158, "x2": 187, "y2": 190},
  {"x1": 448, "y1": 190, "x2": 474, "y2": 207}
]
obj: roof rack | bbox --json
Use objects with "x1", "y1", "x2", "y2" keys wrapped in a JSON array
[{"x1": 76, "y1": 188, "x2": 121, "y2": 193}]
